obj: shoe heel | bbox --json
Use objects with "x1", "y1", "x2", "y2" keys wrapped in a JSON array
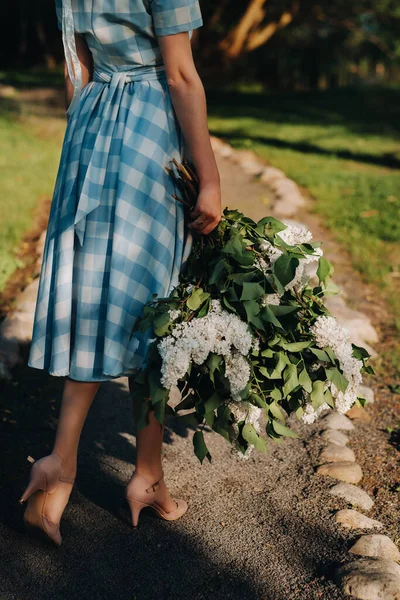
[
  {"x1": 19, "y1": 458, "x2": 47, "y2": 504},
  {"x1": 126, "y1": 498, "x2": 147, "y2": 527}
]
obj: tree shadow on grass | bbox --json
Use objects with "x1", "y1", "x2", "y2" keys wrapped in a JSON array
[
  {"x1": 206, "y1": 86, "x2": 400, "y2": 170},
  {"x1": 0, "y1": 343, "x2": 348, "y2": 600},
  {"x1": 209, "y1": 128, "x2": 400, "y2": 170}
]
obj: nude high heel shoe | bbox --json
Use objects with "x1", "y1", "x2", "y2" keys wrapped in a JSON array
[
  {"x1": 19, "y1": 454, "x2": 75, "y2": 546},
  {"x1": 125, "y1": 471, "x2": 188, "y2": 527}
]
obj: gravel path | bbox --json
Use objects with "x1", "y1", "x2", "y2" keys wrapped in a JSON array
[{"x1": 0, "y1": 152, "x2": 356, "y2": 600}]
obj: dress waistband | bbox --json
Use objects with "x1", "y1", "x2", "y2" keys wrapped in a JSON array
[
  {"x1": 93, "y1": 65, "x2": 167, "y2": 84},
  {"x1": 72, "y1": 64, "x2": 167, "y2": 247}
]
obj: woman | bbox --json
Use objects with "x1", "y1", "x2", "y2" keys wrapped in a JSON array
[{"x1": 19, "y1": 0, "x2": 221, "y2": 545}]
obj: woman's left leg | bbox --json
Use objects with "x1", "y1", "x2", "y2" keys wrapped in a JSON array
[{"x1": 127, "y1": 377, "x2": 178, "y2": 513}]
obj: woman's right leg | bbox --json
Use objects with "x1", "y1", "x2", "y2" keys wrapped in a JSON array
[{"x1": 40, "y1": 378, "x2": 101, "y2": 524}]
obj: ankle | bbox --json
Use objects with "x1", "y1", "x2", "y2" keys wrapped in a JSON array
[
  {"x1": 51, "y1": 452, "x2": 77, "y2": 479},
  {"x1": 134, "y1": 466, "x2": 163, "y2": 484}
]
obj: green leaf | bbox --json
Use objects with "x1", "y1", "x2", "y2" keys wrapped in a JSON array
[
  {"x1": 242, "y1": 423, "x2": 267, "y2": 453},
  {"x1": 324, "y1": 387, "x2": 335, "y2": 409},
  {"x1": 261, "y1": 348, "x2": 274, "y2": 358},
  {"x1": 273, "y1": 254, "x2": 299, "y2": 287},
  {"x1": 206, "y1": 353, "x2": 223, "y2": 384},
  {"x1": 268, "y1": 352, "x2": 288, "y2": 379},
  {"x1": 240, "y1": 282, "x2": 265, "y2": 301},
  {"x1": 270, "y1": 387, "x2": 282, "y2": 401},
  {"x1": 153, "y1": 399, "x2": 165, "y2": 424},
  {"x1": 204, "y1": 411, "x2": 215, "y2": 427},
  {"x1": 310, "y1": 348, "x2": 330, "y2": 362},
  {"x1": 268, "y1": 305, "x2": 299, "y2": 316},
  {"x1": 325, "y1": 367, "x2": 349, "y2": 393},
  {"x1": 249, "y1": 392, "x2": 267, "y2": 409},
  {"x1": 299, "y1": 368, "x2": 313, "y2": 393},
  {"x1": 316, "y1": 257, "x2": 333, "y2": 284},
  {"x1": 322, "y1": 280, "x2": 340, "y2": 296},
  {"x1": 272, "y1": 419, "x2": 299, "y2": 438},
  {"x1": 209, "y1": 260, "x2": 227, "y2": 285},
  {"x1": 187, "y1": 287, "x2": 204, "y2": 311},
  {"x1": 153, "y1": 311, "x2": 171, "y2": 336},
  {"x1": 282, "y1": 363, "x2": 299, "y2": 397},
  {"x1": 260, "y1": 306, "x2": 283, "y2": 329},
  {"x1": 269, "y1": 401, "x2": 286, "y2": 422},
  {"x1": 256, "y1": 216, "x2": 286, "y2": 236},
  {"x1": 243, "y1": 299, "x2": 265, "y2": 330},
  {"x1": 280, "y1": 340, "x2": 312, "y2": 352},
  {"x1": 351, "y1": 344, "x2": 371, "y2": 360},
  {"x1": 310, "y1": 380, "x2": 325, "y2": 409},
  {"x1": 203, "y1": 391, "x2": 223, "y2": 413},
  {"x1": 193, "y1": 431, "x2": 211, "y2": 464},
  {"x1": 148, "y1": 369, "x2": 169, "y2": 404}
]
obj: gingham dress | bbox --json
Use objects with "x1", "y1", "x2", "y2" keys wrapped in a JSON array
[{"x1": 28, "y1": 0, "x2": 203, "y2": 382}]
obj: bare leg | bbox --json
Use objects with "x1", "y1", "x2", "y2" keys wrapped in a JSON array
[
  {"x1": 52, "y1": 378, "x2": 101, "y2": 477},
  {"x1": 128, "y1": 377, "x2": 177, "y2": 512},
  {"x1": 43, "y1": 378, "x2": 101, "y2": 524}
]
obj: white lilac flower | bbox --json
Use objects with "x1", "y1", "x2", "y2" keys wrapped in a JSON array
[
  {"x1": 258, "y1": 225, "x2": 323, "y2": 293},
  {"x1": 310, "y1": 315, "x2": 363, "y2": 415},
  {"x1": 252, "y1": 337, "x2": 260, "y2": 353},
  {"x1": 311, "y1": 316, "x2": 350, "y2": 350},
  {"x1": 301, "y1": 402, "x2": 330, "y2": 424},
  {"x1": 225, "y1": 352, "x2": 251, "y2": 401},
  {"x1": 277, "y1": 223, "x2": 313, "y2": 246},
  {"x1": 254, "y1": 256, "x2": 270, "y2": 276},
  {"x1": 158, "y1": 301, "x2": 254, "y2": 397},
  {"x1": 259, "y1": 241, "x2": 283, "y2": 264},
  {"x1": 168, "y1": 309, "x2": 180, "y2": 321},
  {"x1": 228, "y1": 401, "x2": 263, "y2": 459},
  {"x1": 261, "y1": 293, "x2": 280, "y2": 306}
]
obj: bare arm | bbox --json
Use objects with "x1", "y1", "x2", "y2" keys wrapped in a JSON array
[
  {"x1": 157, "y1": 33, "x2": 221, "y2": 235},
  {"x1": 64, "y1": 34, "x2": 93, "y2": 116}
]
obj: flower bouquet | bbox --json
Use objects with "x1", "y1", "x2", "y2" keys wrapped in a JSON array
[{"x1": 131, "y1": 160, "x2": 373, "y2": 462}]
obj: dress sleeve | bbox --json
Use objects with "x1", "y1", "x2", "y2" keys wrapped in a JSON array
[
  {"x1": 150, "y1": 0, "x2": 203, "y2": 36},
  {"x1": 55, "y1": 0, "x2": 63, "y2": 31}
]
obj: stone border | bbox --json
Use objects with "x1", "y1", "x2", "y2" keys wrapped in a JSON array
[
  {"x1": 210, "y1": 136, "x2": 400, "y2": 599},
  {"x1": 0, "y1": 230, "x2": 46, "y2": 379}
]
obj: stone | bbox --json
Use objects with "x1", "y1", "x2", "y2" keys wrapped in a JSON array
[
  {"x1": 317, "y1": 462, "x2": 363, "y2": 483},
  {"x1": 335, "y1": 509, "x2": 383, "y2": 530},
  {"x1": 335, "y1": 559, "x2": 400, "y2": 599},
  {"x1": 321, "y1": 429, "x2": 350, "y2": 446},
  {"x1": 0, "y1": 311, "x2": 34, "y2": 345},
  {"x1": 346, "y1": 405, "x2": 372, "y2": 422},
  {"x1": 259, "y1": 166, "x2": 286, "y2": 184},
  {"x1": 322, "y1": 412, "x2": 355, "y2": 431},
  {"x1": 210, "y1": 136, "x2": 224, "y2": 150},
  {"x1": 349, "y1": 535, "x2": 400, "y2": 561},
  {"x1": 14, "y1": 279, "x2": 39, "y2": 313},
  {"x1": 329, "y1": 483, "x2": 374, "y2": 511},
  {"x1": 271, "y1": 178, "x2": 299, "y2": 198},
  {"x1": 319, "y1": 444, "x2": 356, "y2": 463},
  {"x1": 231, "y1": 149, "x2": 258, "y2": 166},
  {"x1": 324, "y1": 295, "x2": 379, "y2": 349},
  {"x1": 218, "y1": 144, "x2": 233, "y2": 158},
  {"x1": 359, "y1": 385, "x2": 375, "y2": 404},
  {"x1": 241, "y1": 159, "x2": 265, "y2": 176}
]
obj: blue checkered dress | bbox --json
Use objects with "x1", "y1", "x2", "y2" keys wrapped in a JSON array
[{"x1": 28, "y1": 0, "x2": 203, "y2": 382}]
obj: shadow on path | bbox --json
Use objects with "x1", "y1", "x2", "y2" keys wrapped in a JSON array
[{"x1": 0, "y1": 342, "x2": 348, "y2": 600}]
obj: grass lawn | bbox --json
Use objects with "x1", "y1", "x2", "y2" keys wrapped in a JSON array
[
  {"x1": 0, "y1": 96, "x2": 65, "y2": 291},
  {"x1": 207, "y1": 86, "x2": 400, "y2": 343}
]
